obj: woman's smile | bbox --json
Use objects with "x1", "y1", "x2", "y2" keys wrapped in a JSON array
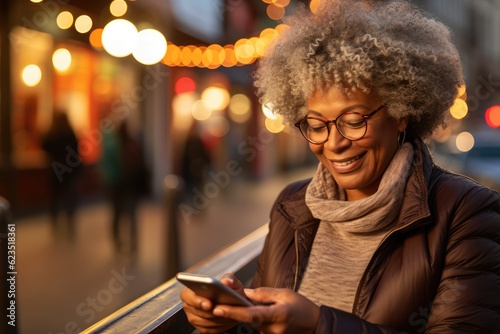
[{"x1": 329, "y1": 153, "x2": 365, "y2": 172}]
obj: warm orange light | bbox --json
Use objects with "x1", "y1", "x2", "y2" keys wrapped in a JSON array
[
  {"x1": 89, "y1": 29, "x2": 103, "y2": 48},
  {"x1": 485, "y1": 105, "x2": 500, "y2": 128},
  {"x1": 191, "y1": 47, "x2": 203, "y2": 67},
  {"x1": 163, "y1": 43, "x2": 180, "y2": 66},
  {"x1": 206, "y1": 44, "x2": 224, "y2": 69},
  {"x1": 234, "y1": 39, "x2": 255, "y2": 64},
  {"x1": 457, "y1": 84, "x2": 466, "y2": 98},
  {"x1": 152, "y1": 0, "x2": 293, "y2": 69},
  {"x1": 222, "y1": 46, "x2": 238, "y2": 67},
  {"x1": 310, "y1": 0, "x2": 322, "y2": 14},
  {"x1": 267, "y1": 4, "x2": 285, "y2": 20},
  {"x1": 274, "y1": 0, "x2": 291, "y2": 8},
  {"x1": 57, "y1": 11, "x2": 73, "y2": 30},
  {"x1": 180, "y1": 46, "x2": 193, "y2": 67},
  {"x1": 75, "y1": 15, "x2": 92, "y2": 33},
  {"x1": 275, "y1": 24, "x2": 290, "y2": 35},
  {"x1": 265, "y1": 115, "x2": 285, "y2": 133},
  {"x1": 449, "y1": 99, "x2": 468, "y2": 120}
]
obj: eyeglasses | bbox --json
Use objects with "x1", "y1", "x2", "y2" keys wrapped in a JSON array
[{"x1": 294, "y1": 105, "x2": 385, "y2": 144}]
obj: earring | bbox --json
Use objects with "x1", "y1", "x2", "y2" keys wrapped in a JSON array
[{"x1": 397, "y1": 130, "x2": 406, "y2": 147}]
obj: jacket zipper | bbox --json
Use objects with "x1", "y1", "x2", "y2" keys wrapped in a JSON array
[
  {"x1": 293, "y1": 229, "x2": 300, "y2": 291},
  {"x1": 351, "y1": 215, "x2": 429, "y2": 316}
]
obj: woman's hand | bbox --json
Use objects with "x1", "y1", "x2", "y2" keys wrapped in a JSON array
[
  {"x1": 213, "y1": 287, "x2": 320, "y2": 334},
  {"x1": 180, "y1": 273, "x2": 243, "y2": 334}
]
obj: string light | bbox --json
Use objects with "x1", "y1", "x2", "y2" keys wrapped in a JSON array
[
  {"x1": 34, "y1": 0, "x2": 293, "y2": 68},
  {"x1": 160, "y1": 0, "x2": 292, "y2": 69}
]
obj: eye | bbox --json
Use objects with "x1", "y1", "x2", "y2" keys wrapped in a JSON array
[
  {"x1": 344, "y1": 120, "x2": 365, "y2": 128},
  {"x1": 306, "y1": 119, "x2": 327, "y2": 132},
  {"x1": 339, "y1": 113, "x2": 365, "y2": 128},
  {"x1": 309, "y1": 125, "x2": 327, "y2": 133}
]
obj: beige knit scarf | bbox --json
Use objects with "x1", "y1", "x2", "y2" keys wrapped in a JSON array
[{"x1": 298, "y1": 143, "x2": 413, "y2": 311}]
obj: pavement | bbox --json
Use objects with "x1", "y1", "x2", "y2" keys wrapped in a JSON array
[{"x1": 14, "y1": 167, "x2": 314, "y2": 334}]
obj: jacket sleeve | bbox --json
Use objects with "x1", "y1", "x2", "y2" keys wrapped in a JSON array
[
  {"x1": 315, "y1": 307, "x2": 400, "y2": 334},
  {"x1": 424, "y1": 184, "x2": 500, "y2": 332}
]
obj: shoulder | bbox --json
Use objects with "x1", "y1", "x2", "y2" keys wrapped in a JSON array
[
  {"x1": 274, "y1": 178, "x2": 312, "y2": 203},
  {"x1": 429, "y1": 166, "x2": 500, "y2": 214},
  {"x1": 427, "y1": 166, "x2": 500, "y2": 249}
]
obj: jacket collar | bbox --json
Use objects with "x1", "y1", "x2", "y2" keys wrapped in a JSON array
[{"x1": 395, "y1": 138, "x2": 433, "y2": 229}]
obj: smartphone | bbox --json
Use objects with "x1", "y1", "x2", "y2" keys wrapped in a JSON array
[{"x1": 176, "y1": 272, "x2": 253, "y2": 307}]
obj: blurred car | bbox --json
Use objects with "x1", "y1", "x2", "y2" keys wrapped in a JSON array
[{"x1": 431, "y1": 131, "x2": 500, "y2": 192}]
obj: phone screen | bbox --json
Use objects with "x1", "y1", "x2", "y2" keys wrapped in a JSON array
[{"x1": 176, "y1": 272, "x2": 253, "y2": 306}]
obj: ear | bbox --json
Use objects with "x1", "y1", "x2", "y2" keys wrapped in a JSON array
[{"x1": 397, "y1": 116, "x2": 409, "y2": 132}]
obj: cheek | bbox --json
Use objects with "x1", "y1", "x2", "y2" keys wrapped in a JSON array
[{"x1": 309, "y1": 143, "x2": 322, "y2": 155}]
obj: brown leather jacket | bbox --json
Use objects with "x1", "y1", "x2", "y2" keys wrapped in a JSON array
[{"x1": 252, "y1": 139, "x2": 500, "y2": 333}]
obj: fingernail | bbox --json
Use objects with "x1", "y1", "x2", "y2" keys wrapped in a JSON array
[
  {"x1": 213, "y1": 308, "x2": 224, "y2": 316},
  {"x1": 221, "y1": 275, "x2": 234, "y2": 284},
  {"x1": 201, "y1": 301, "x2": 211, "y2": 310},
  {"x1": 244, "y1": 288, "x2": 254, "y2": 294}
]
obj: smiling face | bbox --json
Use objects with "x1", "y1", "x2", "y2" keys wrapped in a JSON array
[{"x1": 306, "y1": 87, "x2": 408, "y2": 201}]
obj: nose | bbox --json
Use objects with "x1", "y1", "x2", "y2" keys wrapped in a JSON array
[{"x1": 324, "y1": 124, "x2": 350, "y2": 152}]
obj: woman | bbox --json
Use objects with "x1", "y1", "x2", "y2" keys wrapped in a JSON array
[{"x1": 180, "y1": 0, "x2": 500, "y2": 332}]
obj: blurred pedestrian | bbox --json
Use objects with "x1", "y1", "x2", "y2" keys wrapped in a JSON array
[
  {"x1": 100, "y1": 121, "x2": 149, "y2": 252},
  {"x1": 180, "y1": 122, "x2": 212, "y2": 202},
  {"x1": 41, "y1": 111, "x2": 81, "y2": 240}
]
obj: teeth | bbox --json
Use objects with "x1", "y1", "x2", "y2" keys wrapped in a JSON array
[{"x1": 333, "y1": 155, "x2": 361, "y2": 167}]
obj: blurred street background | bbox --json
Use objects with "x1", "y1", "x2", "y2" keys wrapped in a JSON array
[{"x1": 0, "y1": 0, "x2": 499, "y2": 333}]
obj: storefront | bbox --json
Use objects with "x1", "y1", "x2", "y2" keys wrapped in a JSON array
[{"x1": 0, "y1": 0, "x2": 312, "y2": 215}]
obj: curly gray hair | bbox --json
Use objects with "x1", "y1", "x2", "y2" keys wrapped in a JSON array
[{"x1": 253, "y1": 0, "x2": 464, "y2": 139}]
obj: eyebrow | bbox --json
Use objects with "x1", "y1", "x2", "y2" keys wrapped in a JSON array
[{"x1": 307, "y1": 104, "x2": 372, "y2": 117}]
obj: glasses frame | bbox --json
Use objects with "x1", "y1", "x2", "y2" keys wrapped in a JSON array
[{"x1": 294, "y1": 105, "x2": 385, "y2": 144}]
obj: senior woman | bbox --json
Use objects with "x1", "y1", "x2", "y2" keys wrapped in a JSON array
[{"x1": 180, "y1": 0, "x2": 500, "y2": 333}]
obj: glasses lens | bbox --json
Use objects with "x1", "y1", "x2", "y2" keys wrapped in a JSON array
[
  {"x1": 337, "y1": 113, "x2": 367, "y2": 140},
  {"x1": 301, "y1": 118, "x2": 328, "y2": 143}
]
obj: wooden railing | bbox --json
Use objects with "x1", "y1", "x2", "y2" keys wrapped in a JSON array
[{"x1": 81, "y1": 224, "x2": 268, "y2": 334}]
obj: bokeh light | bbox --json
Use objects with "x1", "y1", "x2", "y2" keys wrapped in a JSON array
[
  {"x1": 89, "y1": 29, "x2": 103, "y2": 48},
  {"x1": 102, "y1": 19, "x2": 138, "y2": 57},
  {"x1": 457, "y1": 84, "x2": 466, "y2": 98},
  {"x1": 265, "y1": 115, "x2": 285, "y2": 133},
  {"x1": 229, "y1": 94, "x2": 251, "y2": 115},
  {"x1": 456, "y1": 132, "x2": 475, "y2": 153},
  {"x1": 310, "y1": 0, "x2": 322, "y2": 13},
  {"x1": 274, "y1": 0, "x2": 291, "y2": 7},
  {"x1": 175, "y1": 77, "x2": 196, "y2": 95},
  {"x1": 192, "y1": 100, "x2": 212, "y2": 121},
  {"x1": 201, "y1": 86, "x2": 230, "y2": 111},
  {"x1": 172, "y1": 93, "x2": 198, "y2": 118},
  {"x1": 450, "y1": 98, "x2": 468, "y2": 120},
  {"x1": 52, "y1": 48, "x2": 72, "y2": 72},
  {"x1": 267, "y1": 4, "x2": 286, "y2": 20},
  {"x1": 110, "y1": 0, "x2": 128, "y2": 17},
  {"x1": 56, "y1": 11, "x2": 73, "y2": 30},
  {"x1": 262, "y1": 103, "x2": 277, "y2": 119},
  {"x1": 22, "y1": 64, "x2": 42, "y2": 87},
  {"x1": 132, "y1": 29, "x2": 167, "y2": 65},
  {"x1": 75, "y1": 15, "x2": 93, "y2": 34},
  {"x1": 206, "y1": 116, "x2": 230, "y2": 137},
  {"x1": 485, "y1": 105, "x2": 500, "y2": 128},
  {"x1": 229, "y1": 94, "x2": 252, "y2": 123}
]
